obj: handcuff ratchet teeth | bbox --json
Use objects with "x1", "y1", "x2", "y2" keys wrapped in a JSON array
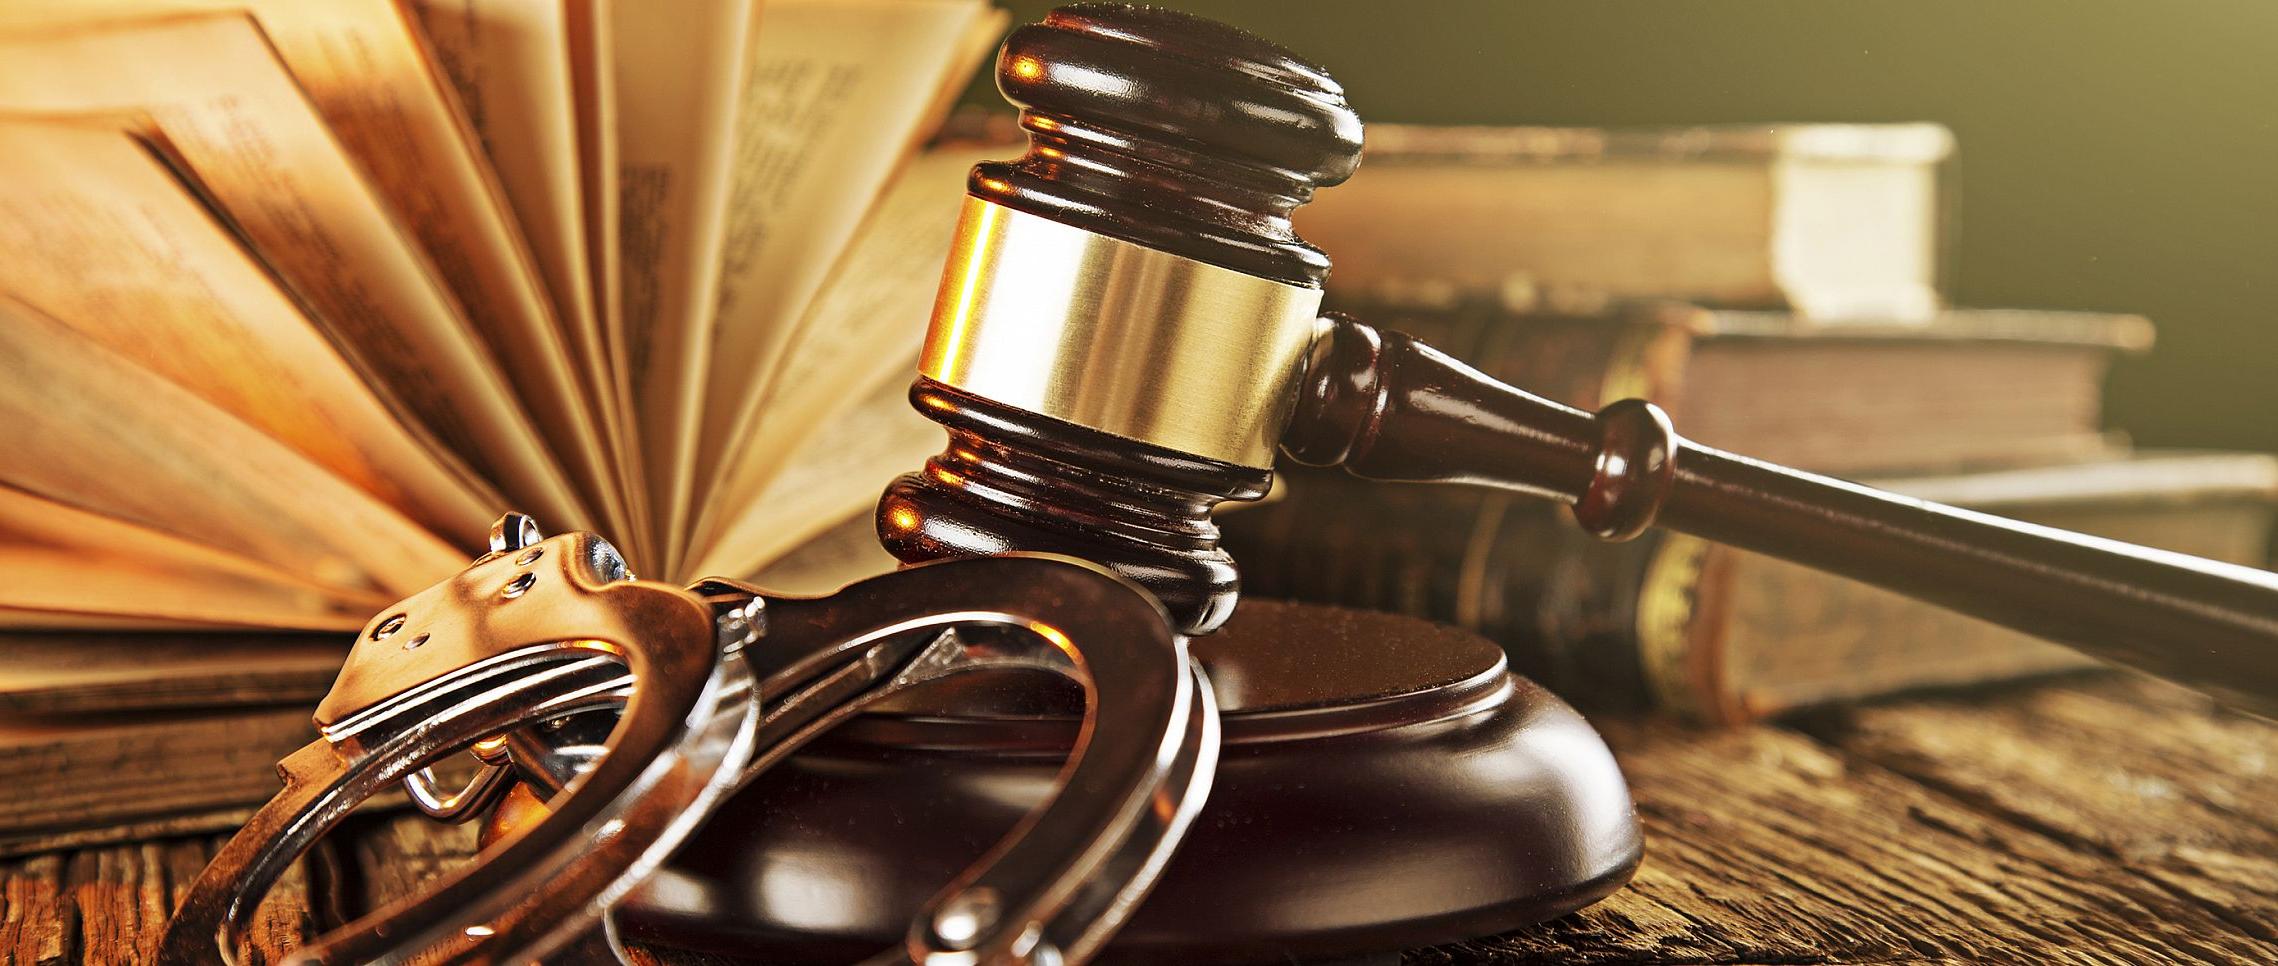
[{"x1": 159, "y1": 514, "x2": 1218, "y2": 965}]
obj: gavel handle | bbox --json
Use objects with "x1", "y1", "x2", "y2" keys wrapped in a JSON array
[{"x1": 1286, "y1": 315, "x2": 2278, "y2": 718}]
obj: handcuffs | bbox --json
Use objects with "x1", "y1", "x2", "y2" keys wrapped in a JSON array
[{"x1": 158, "y1": 513, "x2": 1218, "y2": 965}]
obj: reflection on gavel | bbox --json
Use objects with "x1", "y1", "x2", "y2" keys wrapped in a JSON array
[{"x1": 878, "y1": 3, "x2": 2278, "y2": 718}]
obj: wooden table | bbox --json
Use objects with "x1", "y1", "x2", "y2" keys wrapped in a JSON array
[{"x1": 7, "y1": 674, "x2": 2273, "y2": 964}]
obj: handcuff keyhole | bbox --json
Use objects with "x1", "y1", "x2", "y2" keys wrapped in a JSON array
[
  {"x1": 371, "y1": 613, "x2": 406, "y2": 640},
  {"x1": 404, "y1": 633, "x2": 430, "y2": 650},
  {"x1": 502, "y1": 573, "x2": 537, "y2": 599}
]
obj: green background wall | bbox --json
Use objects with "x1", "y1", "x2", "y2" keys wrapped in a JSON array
[{"x1": 965, "y1": 1, "x2": 2278, "y2": 454}]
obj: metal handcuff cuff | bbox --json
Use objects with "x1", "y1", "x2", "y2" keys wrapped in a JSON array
[{"x1": 158, "y1": 513, "x2": 1219, "y2": 965}]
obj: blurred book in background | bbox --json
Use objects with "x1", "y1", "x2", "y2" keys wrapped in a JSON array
[
  {"x1": 1231, "y1": 450, "x2": 2278, "y2": 723},
  {"x1": 1299, "y1": 123, "x2": 1954, "y2": 322},
  {"x1": 1313, "y1": 295, "x2": 2150, "y2": 476},
  {"x1": 1230, "y1": 122, "x2": 2278, "y2": 723},
  {"x1": 0, "y1": 0, "x2": 996, "y2": 849}
]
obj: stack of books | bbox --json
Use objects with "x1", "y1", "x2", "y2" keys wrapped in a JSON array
[{"x1": 1224, "y1": 123, "x2": 2278, "y2": 724}]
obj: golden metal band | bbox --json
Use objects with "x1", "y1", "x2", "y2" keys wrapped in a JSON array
[{"x1": 920, "y1": 197, "x2": 1324, "y2": 469}]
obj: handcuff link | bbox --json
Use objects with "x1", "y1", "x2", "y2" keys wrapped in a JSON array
[{"x1": 158, "y1": 514, "x2": 1215, "y2": 965}]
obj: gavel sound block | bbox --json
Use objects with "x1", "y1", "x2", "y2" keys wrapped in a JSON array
[
  {"x1": 627, "y1": 3, "x2": 2278, "y2": 962},
  {"x1": 622, "y1": 601, "x2": 1633, "y2": 964}
]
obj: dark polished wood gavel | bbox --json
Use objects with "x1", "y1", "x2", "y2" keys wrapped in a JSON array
[{"x1": 876, "y1": 3, "x2": 2278, "y2": 719}]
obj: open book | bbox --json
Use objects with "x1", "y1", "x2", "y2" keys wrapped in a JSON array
[
  {"x1": 0, "y1": 0, "x2": 1011, "y2": 632},
  {"x1": 0, "y1": 0, "x2": 1008, "y2": 846}
]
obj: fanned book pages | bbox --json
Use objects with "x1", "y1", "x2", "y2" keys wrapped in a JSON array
[{"x1": 0, "y1": 0, "x2": 1008, "y2": 842}]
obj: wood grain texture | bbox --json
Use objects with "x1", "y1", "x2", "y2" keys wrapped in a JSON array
[
  {"x1": 337, "y1": 812, "x2": 724, "y2": 965},
  {"x1": 1799, "y1": 676, "x2": 2278, "y2": 950},
  {"x1": 0, "y1": 632, "x2": 346, "y2": 715},
  {"x1": 1437, "y1": 675, "x2": 2278, "y2": 965},
  {"x1": 0, "y1": 835, "x2": 329, "y2": 964},
  {"x1": 0, "y1": 707, "x2": 314, "y2": 854},
  {"x1": 339, "y1": 811, "x2": 480, "y2": 918},
  {"x1": 1, "y1": 675, "x2": 2269, "y2": 963}
]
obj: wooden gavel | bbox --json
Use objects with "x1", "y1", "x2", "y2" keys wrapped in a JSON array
[{"x1": 877, "y1": 3, "x2": 2278, "y2": 718}]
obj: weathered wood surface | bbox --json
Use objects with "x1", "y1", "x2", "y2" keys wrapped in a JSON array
[
  {"x1": 0, "y1": 834, "x2": 330, "y2": 964},
  {"x1": 5, "y1": 674, "x2": 2273, "y2": 963},
  {"x1": 1434, "y1": 675, "x2": 2278, "y2": 965}
]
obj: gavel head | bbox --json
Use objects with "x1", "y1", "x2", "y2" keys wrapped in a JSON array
[{"x1": 876, "y1": 3, "x2": 1364, "y2": 634}]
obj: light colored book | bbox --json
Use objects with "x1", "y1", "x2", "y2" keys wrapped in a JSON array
[{"x1": 1300, "y1": 123, "x2": 1954, "y2": 322}]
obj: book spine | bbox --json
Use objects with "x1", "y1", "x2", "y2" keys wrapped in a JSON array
[
  {"x1": 1227, "y1": 474, "x2": 2278, "y2": 722},
  {"x1": 1225, "y1": 471, "x2": 1660, "y2": 712}
]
